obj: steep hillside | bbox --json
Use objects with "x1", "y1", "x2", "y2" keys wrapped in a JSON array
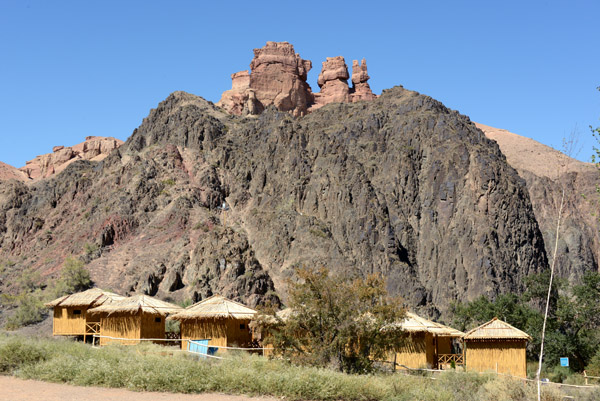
[
  {"x1": 477, "y1": 123, "x2": 600, "y2": 281},
  {"x1": 0, "y1": 87, "x2": 548, "y2": 316}
]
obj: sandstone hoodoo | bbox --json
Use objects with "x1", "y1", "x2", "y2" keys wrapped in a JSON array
[
  {"x1": 217, "y1": 41, "x2": 377, "y2": 116},
  {"x1": 350, "y1": 58, "x2": 376, "y2": 102},
  {"x1": 313, "y1": 56, "x2": 351, "y2": 106},
  {"x1": 217, "y1": 41, "x2": 314, "y2": 117}
]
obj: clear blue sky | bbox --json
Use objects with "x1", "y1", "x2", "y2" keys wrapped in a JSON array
[{"x1": 1, "y1": 0, "x2": 598, "y2": 167}]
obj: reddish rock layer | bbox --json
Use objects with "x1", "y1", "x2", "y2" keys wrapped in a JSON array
[{"x1": 19, "y1": 136, "x2": 124, "y2": 180}]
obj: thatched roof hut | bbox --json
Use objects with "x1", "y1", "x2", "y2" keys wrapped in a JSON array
[
  {"x1": 464, "y1": 317, "x2": 531, "y2": 378},
  {"x1": 45, "y1": 288, "x2": 125, "y2": 337},
  {"x1": 386, "y1": 312, "x2": 465, "y2": 370},
  {"x1": 88, "y1": 294, "x2": 181, "y2": 316},
  {"x1": 391, "y1": 312, "x2": 465, "y2": 337},
  {"x1": 88, "y1": 294, "x2": 182, "y2": 346},
  {"x1": 464, "y1": 317, "x2": 532, "y2": 341},
  {"x1": 170, "y1": 294, "x2": 257, "y2": 321},
  {"x1": 169, "y1": 295, "x2": 257, "y2": 351}
]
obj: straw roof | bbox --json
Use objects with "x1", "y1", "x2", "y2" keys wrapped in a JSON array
[
  {"x1": 386, "y1": 312, "x2": 464, "y2": 337},
  {"x1": 45, "y1": 288, "x2": 125, "y2": 308},
  {"x1": 169, "y1": 294, "x2": 257, "y2": 321},
  {"x1": 464, "y1": 317, "x2": 532, "y2": 341},
  {"x1": 87, "y1": 294, "x2": 182, "y2": 316}
]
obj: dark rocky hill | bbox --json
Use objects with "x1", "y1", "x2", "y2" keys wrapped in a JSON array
[{"x1": 0, "y1": 87, "x2": 549, "y2": 316}]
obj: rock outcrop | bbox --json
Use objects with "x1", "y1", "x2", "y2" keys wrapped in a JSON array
[
  {"x1": 313, "y1": 56, "x2": 351, "y2": 108},
  {"x1": 19, "y1": 136, "x2": 123, "y2": 180},
  {"x1": 350, "y1": 59, "x2": 377, "y2": 102},
  {"x1": 217, "y1": 42, "x2": 377, "y2": 116},
  {"x1": 311, "y1": 56, "x2": 377, "y2": 110},
  {"x1": 0, "y1": 88, "x2": 549, "y2": 319},
  {"x1": 217, "y1": 42, "x2": 313, "y2": 117}
]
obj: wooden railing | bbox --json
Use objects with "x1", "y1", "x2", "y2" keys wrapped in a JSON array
[
  {"x1": 437, "y1": 354, "x2": 464, "y2": 366},
  {"x1": 85, "y1": 322, "x2": 100, "y2": 334}
]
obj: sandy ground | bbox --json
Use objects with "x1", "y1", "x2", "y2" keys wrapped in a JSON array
[{"x1": 0, "y1": 376, "x2": 278, "y2": 401}]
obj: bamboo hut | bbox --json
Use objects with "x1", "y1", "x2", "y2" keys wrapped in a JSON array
[
  {"x1": 387, "y1": 312, "x2": 465, "y2": 370},
  {"x1": 45, "y1": 288, "x2": 125, "y2": 340},
  {"x1": 88, "y1": 294, "x2": 182, "y2": 346},
  {"x1": 168, "y1": 294, "x2": 257, "y2": 353},
  {"x1": 464, "y1": 317, "x2": 531, "y2": 378}
]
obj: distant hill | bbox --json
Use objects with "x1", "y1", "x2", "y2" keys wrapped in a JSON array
[
  {"x1": 0, "y1": 161, "x2": 27, "y2": 182},
  {"x1": 477, "y1": 123, "x2": 599, "y2": 282}
]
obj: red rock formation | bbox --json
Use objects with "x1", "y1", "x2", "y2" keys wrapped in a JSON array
[
  {"x1": 217, "y1": 42, "x2": 377, "y2": 116},
  {"x1": 217, "y1": 71, "x2": 256, "y2": 116},
  {"x1": 350, "y1": 59, "x2": 377, "y2": 102},
  {"x1": 19, "y1": 136, "x2": 124, "y2": 180},
  {"x1": 312, "y1": 56, "x2": 351, "y2": 109},
  {"x1": 217, "y1": 42, "x2": 313, "y2": 117}
]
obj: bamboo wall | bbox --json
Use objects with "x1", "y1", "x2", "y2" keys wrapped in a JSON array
[
  {"x1": 99, "y1": 312, "x2": 141, "y2": 345},
  {"x1": 393, "y1": 332, "x2": 436, "y2": 369},
  {"x1": 180, "y1": 318, "x2": 252, "y2": 351},
  {"x1": 52, "y1": 307, "x2": 91, "y2": 336},
  {"x1": 140, "y1": 313, "x2": 166, "y2": 344},
  {"x1": 465, "y1": 339, "x2": 528, "y2": 378}
]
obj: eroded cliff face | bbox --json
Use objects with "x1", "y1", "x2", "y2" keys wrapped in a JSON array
[{"x1": 0, "y1": 87, "x2": 548, "y2": 316}]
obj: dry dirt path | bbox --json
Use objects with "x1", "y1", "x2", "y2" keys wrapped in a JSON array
[{"x1": 0, "y1": 376, "x2": 278, "y2": 401}]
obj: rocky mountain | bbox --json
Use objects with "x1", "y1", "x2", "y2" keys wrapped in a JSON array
[
  {"x1": 0, "y1": 85, "x2": 550, "y2": 317},
  {"x1": 477, "y1": 123, "x2": 599, "y2": 282}
]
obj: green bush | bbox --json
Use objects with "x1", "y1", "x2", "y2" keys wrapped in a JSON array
[
  {"x1": 0, "y1": 336, "x2": 49, "y2": 373},
  {"x1": 0, "y1": 335, "x2": 578, "y2": 401},
  {"x1": 4, "y1": 289, "x2": 47, "y2": 329}
]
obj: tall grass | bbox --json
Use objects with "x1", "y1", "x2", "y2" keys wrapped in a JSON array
[{"x1": 1, "y1": 334, "x2": 597, "y2": 401}]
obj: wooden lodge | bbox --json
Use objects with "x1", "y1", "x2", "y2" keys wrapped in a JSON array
[
  {"x1": 388, "y1": 312, "x2": 465, "y2": 370},
  {"x1": 45, "y1": 288, "x2": 125, "y2": 340},
  {"x1": 87, "y1": 294, "x2": 182, "y2": 346},
  {"x1": 168, "y1": 295, "x2": 257, "y2": 354},
  {"x1": 464, "y1": 317, "x2": 531, "y2": 378}
]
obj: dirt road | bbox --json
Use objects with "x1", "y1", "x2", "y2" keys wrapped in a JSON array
[{"x1": 0, "y1": 376, "x2": 278, "y2": 401}]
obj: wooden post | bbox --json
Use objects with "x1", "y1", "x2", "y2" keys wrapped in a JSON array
[
  {"x1": 434, "y1": 335, "x2": 438, "y2": 369},
  {"x1": 463, "y1": 341, "x2": 466, "y2": 372},
  {"x1": 584, "y1": 370, "x2": 588, "y2": 386},
  {"x1": 393, "y1": 352, "x2": 397, "y2": 372}
]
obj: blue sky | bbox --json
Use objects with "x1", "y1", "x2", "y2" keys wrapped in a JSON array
[{"x1": 1, "y1": 0, "x2": 598, "y2": 167}]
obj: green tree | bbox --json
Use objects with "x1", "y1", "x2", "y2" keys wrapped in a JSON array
[
  {"x1": 451, "y1": 271, "x2": 600, "y2": 372},
  {"x1": 255, "y1": 267, "x2": 405, "y2": 373},
  {"x1": 53, "y1": 256, "x2": 92, "y2": 296}
]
